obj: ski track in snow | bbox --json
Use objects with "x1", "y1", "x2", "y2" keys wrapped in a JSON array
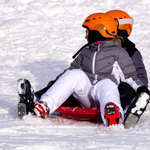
[{"x1": 1, "y1": 0, "x2": 150, "y2": 149}]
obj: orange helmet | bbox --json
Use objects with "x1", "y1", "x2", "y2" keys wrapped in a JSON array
[
  {"x1": 82, "y1": 13, "x2": 117, "y2": 40},
  {"x1": 106, "y1": 10, "x2": 133, "y2": 36}
]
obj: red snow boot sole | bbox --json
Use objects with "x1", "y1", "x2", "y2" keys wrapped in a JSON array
[{"x1": 105, "y1": 102, "x2": 120, "y2": 126}]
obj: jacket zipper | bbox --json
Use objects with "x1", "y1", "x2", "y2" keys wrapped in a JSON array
[{"x1": 92, "y1": 44, "x2": 100, "y2": 84}]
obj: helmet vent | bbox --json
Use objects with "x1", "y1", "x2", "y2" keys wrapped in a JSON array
[{"x1": 85, "y1": 19, "x2": 90, "y2": 23}]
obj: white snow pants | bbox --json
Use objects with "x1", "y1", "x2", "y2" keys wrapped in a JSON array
[{"x1": 40, "y1": 69, "x2": 124, "y2": 123}]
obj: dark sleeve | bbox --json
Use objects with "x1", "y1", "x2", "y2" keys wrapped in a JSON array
[{"x1": 131, "y1": 51, "x2": 148, "y2": 87}]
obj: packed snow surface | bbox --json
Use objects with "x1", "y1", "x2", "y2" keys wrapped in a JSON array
[{"x1": 1, "y1": 0, "x2": 150, "y2": 149}]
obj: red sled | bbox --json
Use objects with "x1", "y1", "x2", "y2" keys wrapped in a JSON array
[{"x1": 55, "y1": 96, "x2": 102, "y2": 122}]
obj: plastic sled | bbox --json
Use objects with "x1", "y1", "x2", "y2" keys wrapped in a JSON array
[{"x1": 55, "y1": 96, "x2": 102, "y2": 122}]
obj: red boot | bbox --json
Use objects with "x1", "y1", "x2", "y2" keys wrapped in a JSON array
[
  {"x1": 33, "y1": 101, "x2": 50, "y2": 118},
  {"x1": 104, "y1": 102, "x2": 121, "y2": 126}
]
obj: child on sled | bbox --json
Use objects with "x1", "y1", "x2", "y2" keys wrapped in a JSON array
[{"x1": 18, "y1": 12, "x2": 150, "y2": 128}]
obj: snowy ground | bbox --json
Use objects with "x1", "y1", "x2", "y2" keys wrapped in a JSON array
[{"x1": 1, "y1": 0, "x2": 150, "y2": 149}]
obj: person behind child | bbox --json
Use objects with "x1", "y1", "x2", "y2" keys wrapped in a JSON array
[{"x1": 106, "y1": 10, "x2": 149, "y2": 110}]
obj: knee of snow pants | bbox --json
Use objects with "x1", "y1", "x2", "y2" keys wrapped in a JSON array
[
  {"x1": 40, "y1": 69, "x2": 93, "y2": 114},
  {"x1": 91, "y1": 79, "x2": 124, "y2": 124}
]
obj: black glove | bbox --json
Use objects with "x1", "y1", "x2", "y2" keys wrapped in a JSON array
[{"x1": 137, "y1": 86, "x2": 150, "y2": 95}]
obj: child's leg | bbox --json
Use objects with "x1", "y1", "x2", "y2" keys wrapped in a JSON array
[
  {"x1": 40, "y1": 69, "x2": 92, "y2": 113},
  {"x1": 91, "y1": 79, "x2": 124, "y2": 125}
]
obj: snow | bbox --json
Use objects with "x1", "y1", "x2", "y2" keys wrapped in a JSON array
[{"x1": 1, "y1": 0, "x2": 150, "y2": 149}]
